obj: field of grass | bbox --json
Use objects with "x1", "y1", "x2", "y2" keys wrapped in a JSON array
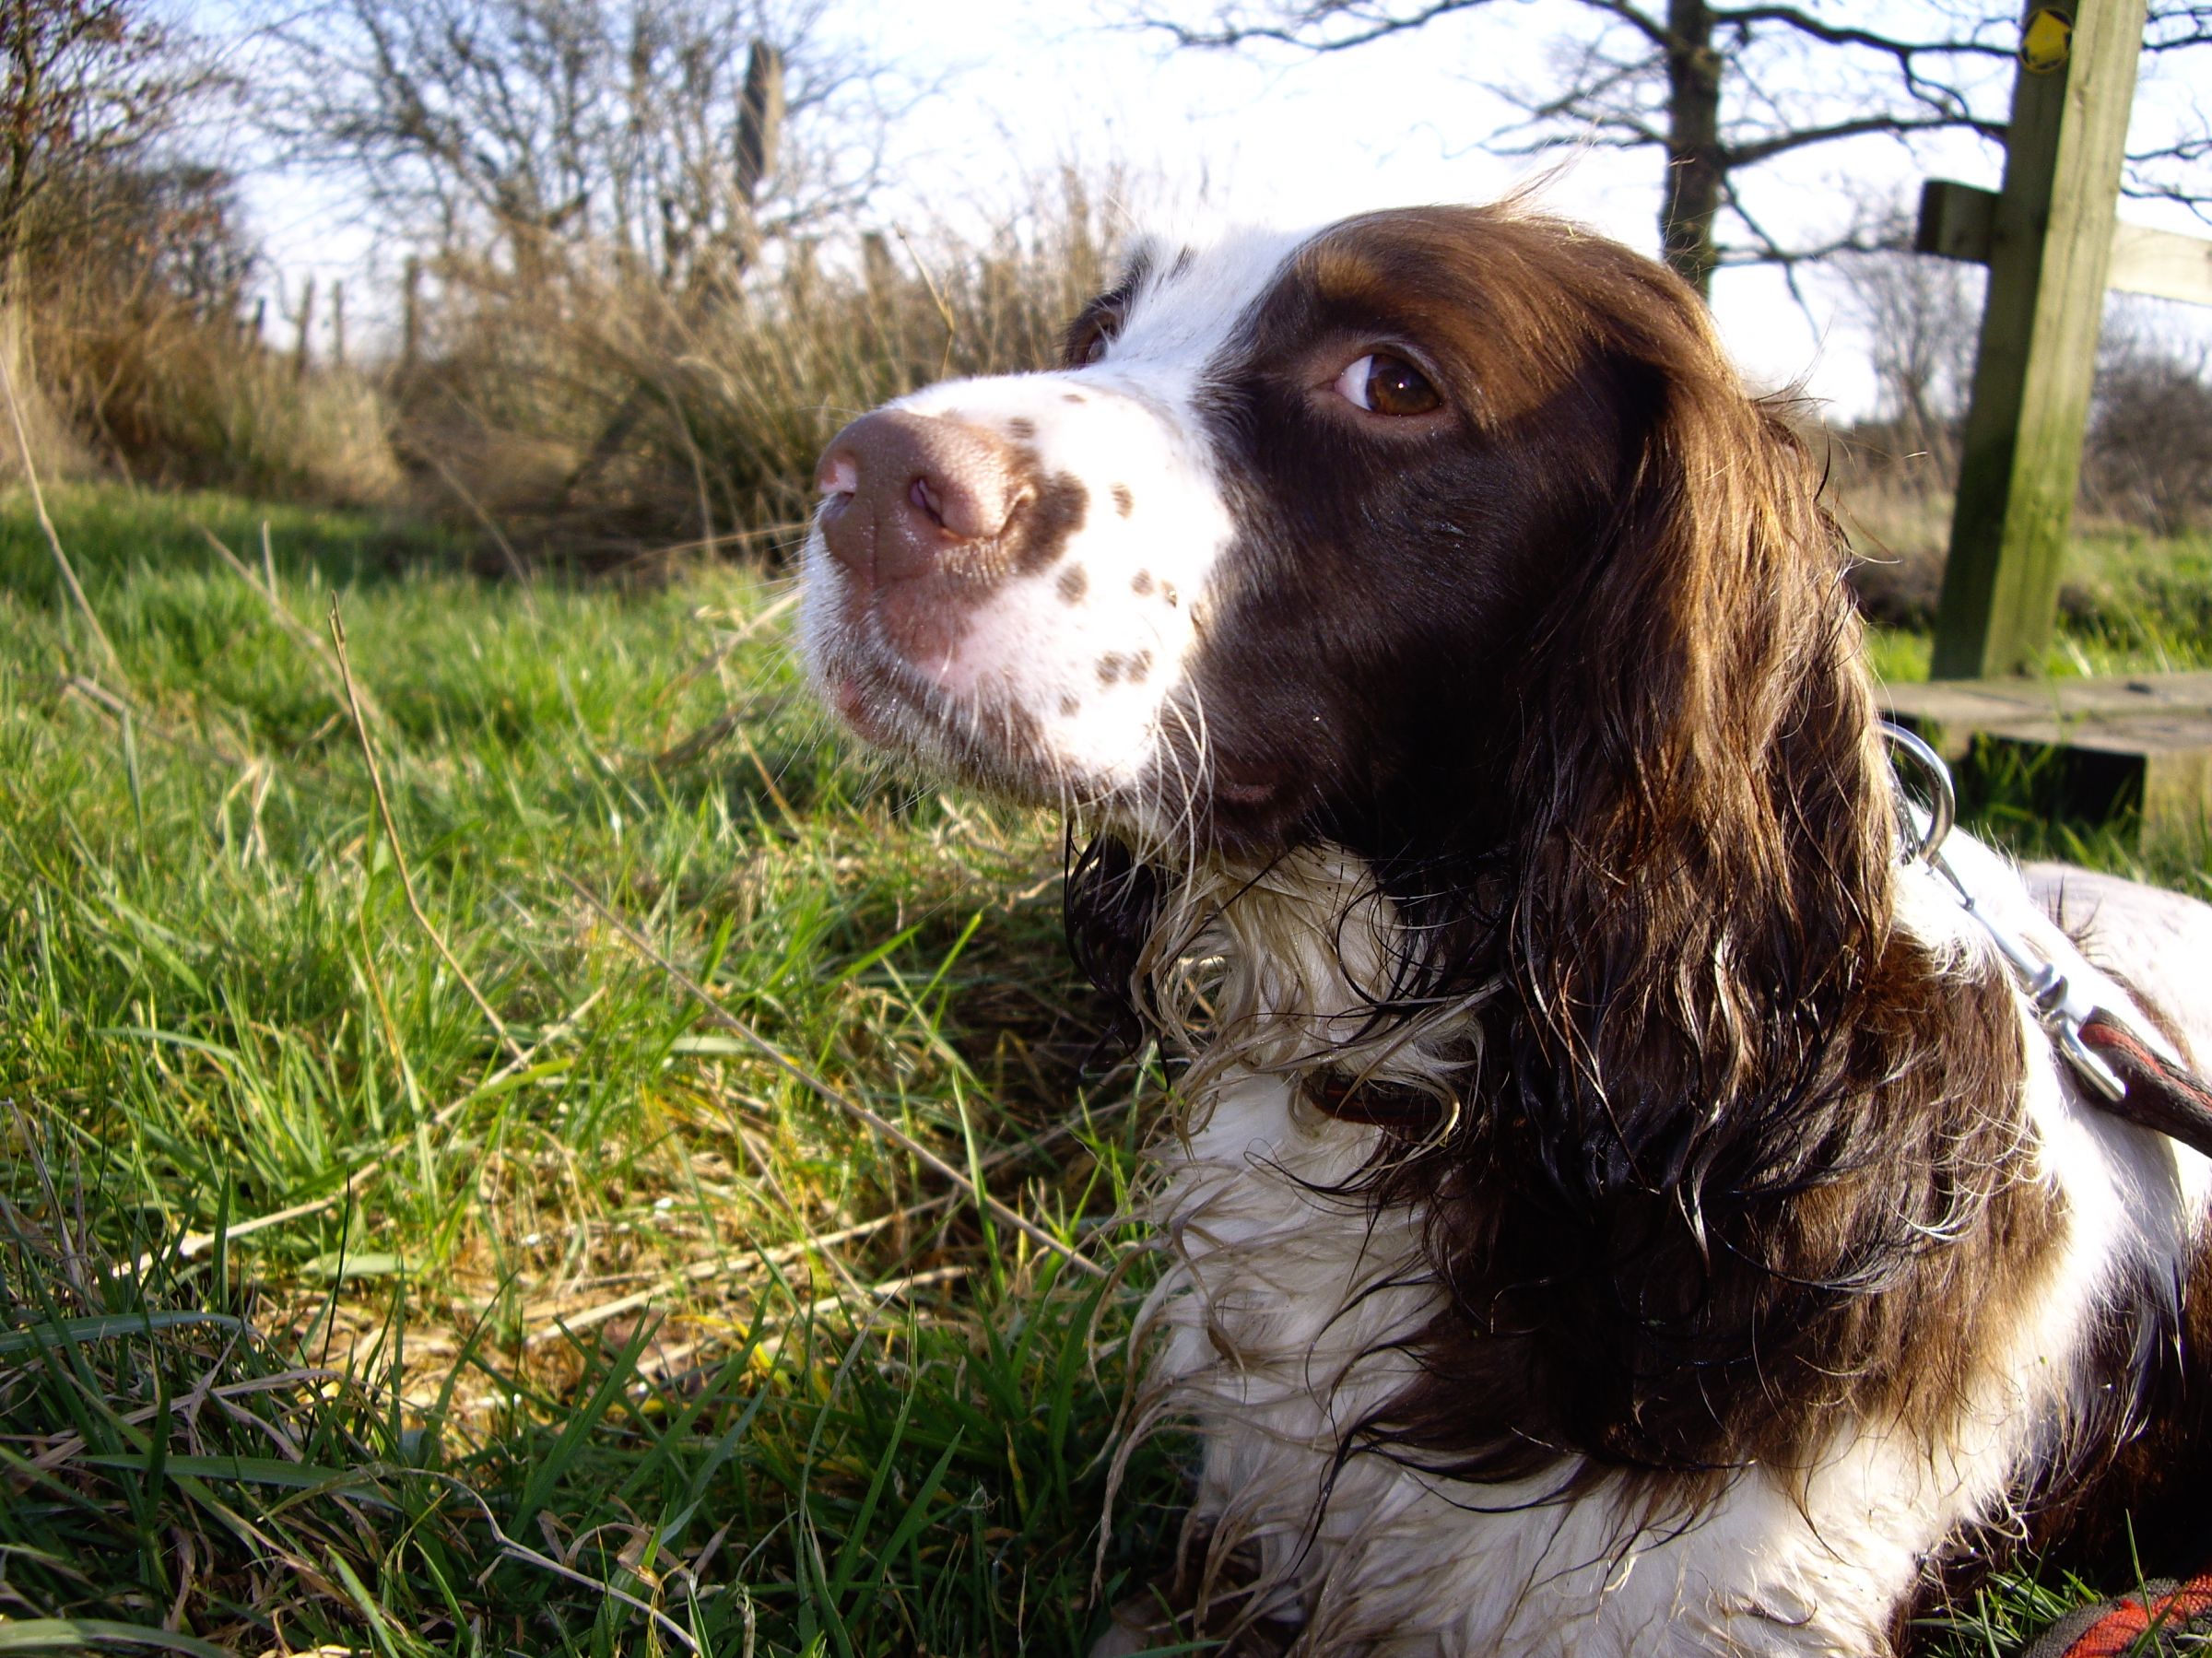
[
  {"x1": 3, "y1": 482, "x2": 2210, "y2": 1656},
  {"x1": 0, "y1": 483, "x2": 1184, "y2": 1655}
]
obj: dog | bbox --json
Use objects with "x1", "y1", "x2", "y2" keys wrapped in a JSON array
[{"x1": 796, "y1": 204, "x2": 2212, "y2": 1656}]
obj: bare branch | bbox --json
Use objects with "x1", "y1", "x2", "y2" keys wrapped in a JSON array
[
  {"x1": 1128, "y1": 0, "x2": 2211, "y2": 281},
  {"x1": 1726, "y1": 111, "x2": 1997, "y2": 169},
  {"x1": 1137, "y1": 0, "x2": 1494, "y2": 52}
]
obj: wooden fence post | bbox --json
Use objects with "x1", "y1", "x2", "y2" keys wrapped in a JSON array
[
  {"x1": 1929, "y1": 0, "x2": 2147, "y2": 679},
  {"x1": 292, "y1": 276, "x2": 316, "y2": 382},
  {"x1": 401, "y1": 256, "x2": 422, "y2": 379}
]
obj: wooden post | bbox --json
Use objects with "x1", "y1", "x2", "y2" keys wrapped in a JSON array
[
  {"x1": 734, "y1": 41, "x2": 784, "y2": 208},
  {"x1": 401, "y1": 256, "x2": 422, "y2": 378},
  {"x1": 292, "y1": 276, "x2": 316, "y2": 382},
  {"x1": 1929, "y1": 0, "x2": 2147, "y2": 680}
]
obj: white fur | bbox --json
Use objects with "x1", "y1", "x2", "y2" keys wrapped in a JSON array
[{"x1": 795, "y1": 228, "x2": 1309, "y2": 837}]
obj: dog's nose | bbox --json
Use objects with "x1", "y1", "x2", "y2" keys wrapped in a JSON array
[{"x1": 815, "y1": 410, "x2": 1023, "y2": 587}]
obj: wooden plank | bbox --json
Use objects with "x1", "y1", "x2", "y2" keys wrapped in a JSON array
[
  {"x1": 2108, "y1": 221, "x2": 2212, "y2": 307},
  {"x1": 1886, "y1": 670, "x2": 2212, "y2": 725},
  {"x1": 1930, "y1": 0, "x2": 2148, "y2": 681},
  {"x1": 1877, "y1": 675, "x2": 2212, "y2": 844},
  {"x1": 1915, "y1": 179, "x2": 2212, "y2": 306},
  {"x1": 1915, "y1": 178, "x2": 1999, "y2": 263}
]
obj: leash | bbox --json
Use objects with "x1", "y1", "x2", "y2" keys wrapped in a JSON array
[
  {"x1": 2016, "y1": 1574, "x2": 2212, "y2": 1658},
  {"x1": 1882, "y1": 723, "x2": 2212, "y2": 1162}
]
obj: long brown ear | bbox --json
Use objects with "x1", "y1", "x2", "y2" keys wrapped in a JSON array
[
  {"x1": 1498, "y1": 294, "x2": 1896, "y2": 1200},
  {"x1": 1373, "y1": 312, "x2": 2053, "y2": 1488},
  {"x1": 1352, "y1": 298, "x2": 1924, "y2": 1485}
]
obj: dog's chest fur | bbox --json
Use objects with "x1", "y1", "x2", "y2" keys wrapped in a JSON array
[{"x1": 1119, "y1": 848, "x2": 2205, "y2": 1657}]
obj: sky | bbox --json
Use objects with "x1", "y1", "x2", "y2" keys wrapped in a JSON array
[{"x1": 238, "y1": 0, "x2": 2212, "y2": 422}]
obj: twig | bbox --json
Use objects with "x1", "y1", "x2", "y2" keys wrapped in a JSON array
[
  {"x1": 893, "y1": 225, "x2": 961, "y2": 377},
  {"x1": 61, "y1": 675, "x2": 246, "y2": 770},
  {"x1": 524, "y1": 1199, "x2": 936, "y2": 1339},
  {"x1": 330, "y1": 601, "x2": 530, "y2": 1068},
  {"x1": 562, "y1": 873, "x2": 1106, "y2": 1278},
  {"x1": 527, "y1": 1083, "x2": 1134, "y2": 1340},
  {"x1": 419, "y1": 448, "x2": 537, "y2": 607},
  {"x1": 411, "y1": 1470, "x2": 702, "y2": 1654},
  {"x1": 650, "y1": 587, "x2": 800, "y2": 717},
  {"x1": 0, "y1": 340, "x2": 122, "y2": 674},
  {"x1": 733, "y1": 726, "x2": 799, "y2": 825}
]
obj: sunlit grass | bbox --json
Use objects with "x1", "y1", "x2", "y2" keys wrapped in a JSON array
[{"x1": 1, "y1": 483, "x2": 1177, "y2": 1654}]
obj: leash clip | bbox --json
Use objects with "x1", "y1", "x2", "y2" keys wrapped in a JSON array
[
  {"x1": 1879, "y1": 722, "x2": 1955, "y2": 866},
  {"x1": 1881, "y1": 722, "x2": 2126, "y2": 1103}
]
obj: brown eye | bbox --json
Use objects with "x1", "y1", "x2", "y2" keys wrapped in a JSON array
[
  {"x1": 1334, "y1": 352, "x2": 1442, "y2": 417},
  {"x1": 1066, "y1": 313, "x2": 1118, "y2": 369}
]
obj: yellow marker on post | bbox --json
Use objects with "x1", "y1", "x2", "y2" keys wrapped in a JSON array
[{"x1": 2022, "y1": 6, "x2": 2073, "y2": 72}]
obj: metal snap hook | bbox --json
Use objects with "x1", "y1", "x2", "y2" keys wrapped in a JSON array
[{"x1": 1880, "y1": 721, "x2": 1956, "y2": 867}]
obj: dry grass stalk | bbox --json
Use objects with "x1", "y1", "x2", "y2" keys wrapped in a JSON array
[
  {"x1": 200, "y1": 523, "x2": 387, "y2": 725},
  {"x1": 137, "y1": 987, "x2": 607, "y2": 1274},
  {"x1": 0, "y1": 341, "x2": 123, "y2": 675}
]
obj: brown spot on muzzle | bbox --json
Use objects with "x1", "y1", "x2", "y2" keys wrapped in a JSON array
[{"x1": 1011, "y1": 466, "x2": 1088, "y2": 571}]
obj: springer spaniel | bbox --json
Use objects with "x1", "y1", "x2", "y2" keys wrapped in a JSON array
[{"x1": 797, "y1": 206, "x2": 2212, "y2": 1656}]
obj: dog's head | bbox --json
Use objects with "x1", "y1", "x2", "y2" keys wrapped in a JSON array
[
  {"x1": 801, "y1": 205, "x2": 1869, "y2": 870},
  {"x1": 801, "y1": 206, "x2": 1888, "y2": 1037}
]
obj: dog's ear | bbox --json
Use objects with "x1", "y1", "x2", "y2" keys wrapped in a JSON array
[{"x1": 1499, "y1": 298, "x2": 1891, "y2": 1201}]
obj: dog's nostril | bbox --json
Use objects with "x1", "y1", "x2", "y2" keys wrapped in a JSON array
[
  {"x1": 910, "y1": 476, "x2": 946, "y2": 527},
  {"x1": 814, "y1": 407, "x2": 1024, "y2": 582}
]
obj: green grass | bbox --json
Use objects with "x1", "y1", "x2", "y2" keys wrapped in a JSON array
[
  {"x1": 3, "y1": 482, "x2": 2209, "y2": 1655},
  {"x1": 1, "y1": 482, "x2": 1181, "y2": 1655}
]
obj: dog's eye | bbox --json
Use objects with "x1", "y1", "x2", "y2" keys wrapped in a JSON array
[
  {"x1": 1066, "y1": 313, "x2": 1120, "y2": 369},
  {"x1": 1334, "y1": 353, "x2": 1441, "y2": 417}
]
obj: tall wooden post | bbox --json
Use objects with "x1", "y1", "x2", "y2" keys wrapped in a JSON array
[{"x1": 1929, "y1": 0, "x2": 2146, "y2": 680}]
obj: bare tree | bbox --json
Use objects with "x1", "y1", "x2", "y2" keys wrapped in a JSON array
[
  {"x1": 0, "y1": 0, "x2": 226, "y2": 290},
  {"x1": 251, "y1": 0, "x2": 900, "y2": 288},
  {"x1": 1136, "y1": 0, "x2": 2212, "y2": 295},
  {"x1": 2086, "y1": 310, "x2": 2212, "y2": 535},
  {"x1": 1830, "y1": 194, "x2": 1981, "y2": 460}
]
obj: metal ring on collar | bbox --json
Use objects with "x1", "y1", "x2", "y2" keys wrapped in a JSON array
[{"x1": 1880, "y1": 721, "x2": 1956, "y2": 867}]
